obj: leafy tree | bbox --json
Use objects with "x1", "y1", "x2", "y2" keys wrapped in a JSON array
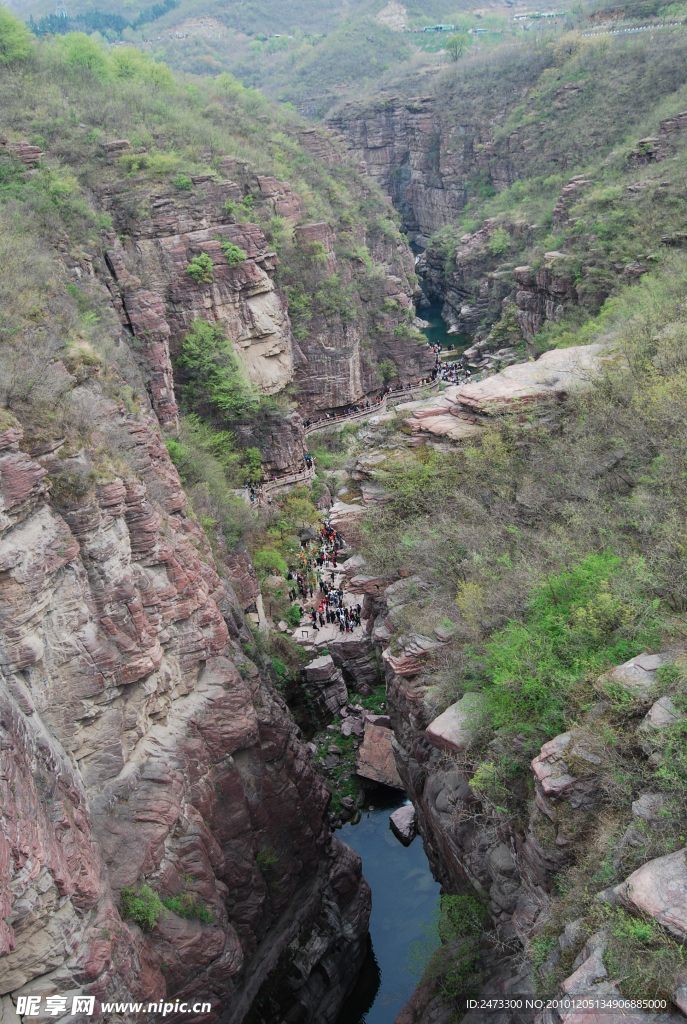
[
  {"x1": 111, "y1": 47, "x2": 174, "y2": 88},
  {"x1": 220, "y1": 240, "x2": 247, "y2": 266},
  {"x1": 253, "y1": 547, "x2": 289, "y2": 576},
  {"x1": 177, "y1": 319, "x2": 258, "y2": 420},
  {"x1": 120, "y1": 885, "x2": 163, "y2": 931},
  {"x1": 55, "y1": 33, "x2": 111, "y2": 79},
  {"x1": 186, "y1": 252, "x2": 214, "y2": 284},
  {"x1": 445, "y1": 33, "x2": 469, "y2": 62},
  {"x1": 0, "y1": 7, "x2": 32, "y2": 65}
]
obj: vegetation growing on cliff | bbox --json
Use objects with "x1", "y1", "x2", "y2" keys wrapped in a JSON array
[
  {"x1": 362, "y1": 255, "x2": 687, "y2": 760},
  {"x1": 411, "y1": 25, "x2": 687, "y2": 350}
]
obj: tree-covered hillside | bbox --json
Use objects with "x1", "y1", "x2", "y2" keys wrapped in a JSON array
[
  {"x1": 5, "y1": 0, "x2": 563, "y2": 116},
  {"x1": 0, "y1": 14, "x2": 427, "y2": 558}
]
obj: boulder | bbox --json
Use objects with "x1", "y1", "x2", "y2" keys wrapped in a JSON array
[
  {"x1": 615, "y1": 849, "x2": 687, "y2": 940},
  {"x1": 639, "y1": 694, "x2": 680, "y2": 734},
  {"x1": 596, "y1": 651, "x2": 666, "y2": 703},
  {"x1": 403, "y1": 344, "x2": 611, "y2": 443},
  {"x1": 531, "y1": 732, "x2": 576, "y2": 799},
  {"x1": 389, "y1": 803, "x2": 417, "y2": 846},
  {"x1": 303, "y1": 655, "x2": 348, "y2": 715},
  {"x1": 341, "y1": 714, "x2": 365, "y2": 738},
  {"x1": 425, "y1": 692, "x2": 487, "y2": 754},
  {"x1": 631, "y1": 792, "x2": 667, "y2": 822},
  {"x1": 328, "y1": 634, "x2": 380, "y2": 689},
  {"x1": 384, "y1": 633, "x2": 445, "y2": 679},
  {"x1": 356, "y1": 720, "x2": 403, "y2": 789},
  {"x1": 560, "y1": 929, "x2": 612, "y2": 996},
  {"x1": 531, "y1": 730, "x2": 602, "y2": 816}
]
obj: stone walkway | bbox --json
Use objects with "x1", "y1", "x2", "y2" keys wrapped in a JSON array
[{"x1": 290, "y1": 559, "x2": 367, "y2": 653}]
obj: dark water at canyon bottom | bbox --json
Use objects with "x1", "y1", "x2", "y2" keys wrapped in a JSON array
[{"x1": 336, "y1": 794, "x2": 441, "y2": 1024}]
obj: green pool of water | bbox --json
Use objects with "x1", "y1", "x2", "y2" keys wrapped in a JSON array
[
  {"x1": 336, "y1": 795, "x2": 441, "y2": 1024},
  {"x1": 420, "y1": 299, "x2": 470, "y2": 354}
]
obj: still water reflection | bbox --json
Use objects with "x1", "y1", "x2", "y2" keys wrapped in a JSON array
[{"x1": 336, "y1": 795, "x2": 441, "y2": 1024}]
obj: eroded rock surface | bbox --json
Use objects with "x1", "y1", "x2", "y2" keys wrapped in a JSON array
[
  {"x1": 402, "y1": 344, "x2": 610, "y2": 442},
  {"x1": 0, "y1": 405, "x2": 368, "y2": 1018},
  {"x1": 356, "y1": 717, "x2": 403, "y2": 789}
]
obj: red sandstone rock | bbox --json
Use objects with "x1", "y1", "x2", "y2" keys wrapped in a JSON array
[{"x1": 356, "y1": 719, "x2": 403, "y2": 789}]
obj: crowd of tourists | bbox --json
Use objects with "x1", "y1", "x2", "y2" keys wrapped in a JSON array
[
  {"x1": 429, "y1": 342, "x2": 472, "y2": 385},
  {"x1": 303, "y1": 395, "x2": 386, "y2": 428},
  {"x1": 286, "y1": 519, "x2": 363, "y2": 634}
]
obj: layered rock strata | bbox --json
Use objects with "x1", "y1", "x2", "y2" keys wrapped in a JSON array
[
  {"x1": 0, "y1": 382, "x2": 368, "y2": 1020},
  {"x1": 98, "y1": 147, "x2": 432, "y2": 443}
]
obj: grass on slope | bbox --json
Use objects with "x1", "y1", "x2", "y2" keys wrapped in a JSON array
[{"x1": 362, "y1": 254, "x2": 687, "y2": 751}]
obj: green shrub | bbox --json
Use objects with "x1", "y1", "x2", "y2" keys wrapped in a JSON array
[
  {"x1": 161, "y1": 892, "x2": 214, "y2": 924},
  {"x1": 603, "y1": 908, "x2": 686, "y2": 1001},
  {"x1": 242, "y1": 446, "x2": 262, "y2": 485},
  {"x1": 284, "y1": 286, "x2": 312, "y2": 340},
  {"x1": 173, "y1": 173, "x2": 193, "y2": 190},
  {"x1": 220, "y1": 240, "x2": 247, "y2": 266},
  {"x1": 529, "y1": 934, "x2": 557, "y2": 970},
  {"x1": 186, "y1": 252, "x2": 214, "y2": 284},
  {"x1": 488, "y1": 226, "x2": 510, "y2": 256},
  {"x1": 424, "y1": 893, "x2": 487, "y2": 1000},
  {"x1": 482, "y1": 553, "x2": 661, "y2": 742},
  {"x1": 256, "y1": 847, "x2": 278, "y2": 871},
  {"x1": 469, "y1": 759, "x2": 513, "y2": 810},
  {"x1": 120, "y1": 884, "x2": 163, "y2": 931},
  {"x1": 378, "y1": 358, "x2": 397, "y2": 384},
  {"x1": 0, "y1": 8, "x2": 32, "y2": 65},
  {"x1": 177, "y1": 319, "x2": 257, "y2": 419},
  {"x1": 224, "y1": 195, "x2": 256, "y2": 219},
  {"x1": 165, "y1": 437, "x2": 187, "y2": 465},
  {"x1": 286, "y1": 604, "x2": 302, "y2": 627}
]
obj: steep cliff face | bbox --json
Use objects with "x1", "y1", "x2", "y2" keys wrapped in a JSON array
[
  {"x1": 331, "y1": 32, "x2": 687, "y2": 355},
  {"x1": 100, "y1": 164, "x2": 297, "y2": 414},
  {"x1": 286, "y1": 219, "x2": 434, "y2": 412},
  {"x1": 0, "y1": 245, "x2": 369, "y2": 1023},
  {"x1": 328, "y1": 84, "x2": 528, "y2": 247},
  {"x1": 330, "y1": 93, "x2": 467, "y2": 246},
  {"x1": 94, "y1": 139, "x2": 432, "y2": 437}
]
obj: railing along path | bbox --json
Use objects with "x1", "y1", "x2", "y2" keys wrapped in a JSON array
[
  {"x1": 254, "y1": 379, "x2": 441, "y2": 502},
  {"x1": 303, "y1": 379, "x2": 439, "y2": 437}
]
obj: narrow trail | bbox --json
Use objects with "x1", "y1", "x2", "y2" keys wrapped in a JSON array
[
  {"x1": 285, "y1": 530, "x2": 368, "y2": 654},
  {"x1": 245, "y1": 378, "x2": 442, "y2": 507},
  {"x1": 303, "y1": 377, "x2": 440, "y2": 438}
]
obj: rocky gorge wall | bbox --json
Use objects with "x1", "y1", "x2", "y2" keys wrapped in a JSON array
[
  {"x1": 328, "y1": 89, "x2": 603, "y2": 366},
  {"x1": 0, "y1": 239, "x2": 370, "y2": 1022},
  {"x1": 327, "y1": 87, "x2": 584, "y2": 364},
  {"x1": 94, "y1": 136, "x2": 433, "y2": 461},
  {"x1": 327, "y1": 81, "x2": 535, "y2": 248},
  {"x1": 329, "y1": 42, "x2": 687, "y2": 366}
]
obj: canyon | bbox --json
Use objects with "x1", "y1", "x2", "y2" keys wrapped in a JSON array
[
  {"x1": 0, "y1": 49, "x2": 431, "y2": 1022},
  {"x1": 3, "y1": 11, "x2": 687, "y2": 1024}
]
